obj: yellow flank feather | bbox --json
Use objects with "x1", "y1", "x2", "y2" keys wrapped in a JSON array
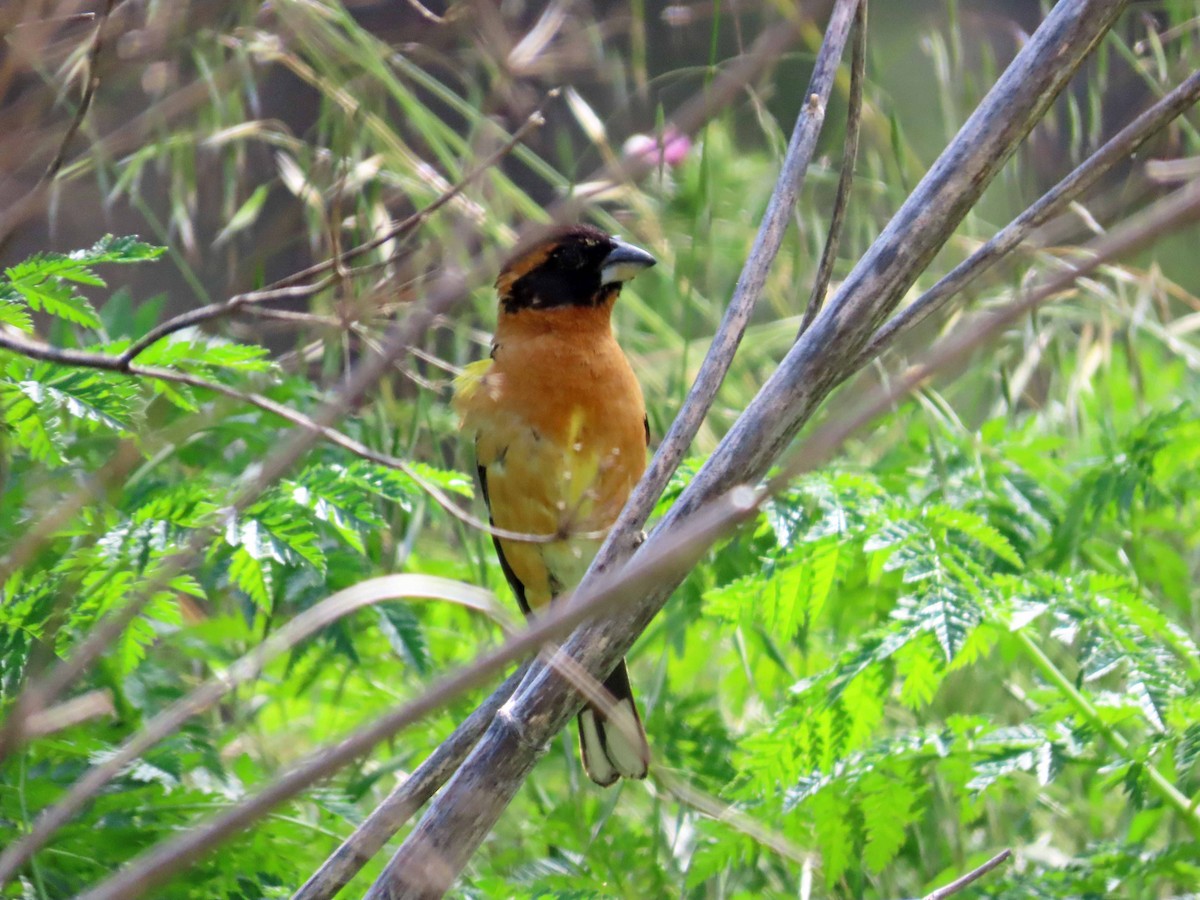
[{"x1": 451, "y1": 358, "x2": 494, "y2": 409}]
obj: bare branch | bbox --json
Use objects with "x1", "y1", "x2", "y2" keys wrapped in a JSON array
[
  {"x1": 799, "y1": 0, "x2": 867, "y2": 337},
  {"x1": 39, "y1": 0, "x2": 116, "y2": 185},
  {"x1": 371, "y1": 3, "x2": 1129, "y2": 895},
  {"x1": 291, "y1": 667, "x2": 526, "y2": 900},
  {"x1": 922, "y1": 849, "x2": 1013, "y2": 899},
  {"x1": 858, "y1": 67, "x2": 1200, "y2": 365},
  {"x1": 21, "y1": 690, "x2": 113, "y2": 739}
]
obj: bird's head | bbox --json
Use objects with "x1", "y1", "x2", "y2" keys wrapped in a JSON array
[{"x1": 495, "y1": 225, "x2": 656, "y2": 314}]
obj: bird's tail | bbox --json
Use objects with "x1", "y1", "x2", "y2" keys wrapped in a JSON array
[{"x1": 577, "y1": 658, "x2": 649, "y2": 786}]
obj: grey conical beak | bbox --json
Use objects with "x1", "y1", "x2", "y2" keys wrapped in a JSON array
[{"x1": 601, "y1": 238, "x2": 656, "y2": 286}]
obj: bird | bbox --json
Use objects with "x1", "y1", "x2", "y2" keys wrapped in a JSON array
[{"x1": 453, "y1": 224, "x2": 657, "y2": 786}]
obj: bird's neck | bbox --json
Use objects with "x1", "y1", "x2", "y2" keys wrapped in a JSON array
[{"x1": 494, "y1": 295, "x2": 617, "y2": 342}]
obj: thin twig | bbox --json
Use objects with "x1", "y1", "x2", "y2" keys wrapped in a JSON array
[
  {"x1": 11, "y1": 13, "x2": 98, "y2": 29},
  {"x1": 117, "y1": 281, "x2": 335, "y2": 366},
  {"x1": 401, "y1": 0, "x2": 451, "y2": 26},
  {"x1": 0, "y1": 328, "x2": 584, "y2": 546},
  {"x1": 0, "y1": 63, "x2": 237, "y2": 251},
  {"x1": 857, "y1": 66, "x2": 1200, "y2": 366},
  {"x1": 922, "y1": 849, "x2": 1013, "y2": 899},
  {"x1": 0, "y1": 575, "x2": 503, "y2": 887},
  {"x1": 0, "y1": 0, "x2": 116, "y2": 259},
  {"x1": 40, "y1": 0, "x2": 115, "y2": 185},
  {"x1": 799, "y1": 0, "x2": 866, "y2": 338},
  {"x1": 119, "y1": 95, "x2": 556, "y2": 366},
  {"x1": 654, "y1": 771, "x2": 809, "y2": 866}
]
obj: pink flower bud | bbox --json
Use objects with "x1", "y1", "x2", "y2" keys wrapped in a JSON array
[{"x1": 622, "y1": 128, "x2": 691, "y2": 168}]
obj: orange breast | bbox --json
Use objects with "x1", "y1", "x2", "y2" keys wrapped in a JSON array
[{"x1": 456, "y1": 301, "x2": 646, "y2": 608}]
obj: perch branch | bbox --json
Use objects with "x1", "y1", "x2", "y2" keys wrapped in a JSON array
[
  {"x1": 370, "y1": 3, "x2": 1128, "y2": 896},
  {"x1": 295, "y1": 10, "x2": 831, "y2": 894},
  {"x1": 73, "y1": 485, "x2": 762, "y2": 900}
]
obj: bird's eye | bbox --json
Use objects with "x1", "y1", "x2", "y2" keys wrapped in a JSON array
[{"x1": 556, "y1": 245, "x2": 583, "y2": 269}]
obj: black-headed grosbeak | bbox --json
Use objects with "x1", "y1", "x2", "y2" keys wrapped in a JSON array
[{"x1": 454, "y1": 224, "x2": 656, "y2": 786}]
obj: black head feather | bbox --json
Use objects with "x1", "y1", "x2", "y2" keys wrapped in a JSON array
[{"x1": 496, "y1": 225, "x2": 654, "y2": 313}]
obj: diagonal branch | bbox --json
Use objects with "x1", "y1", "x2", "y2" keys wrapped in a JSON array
[
  {"x1": 322, "y1": 3, "x2": 861, "y2": 894},
  {"x1": 922, "y1": 849, "x2": 1012, "y2": 899},
  {"x1": 858, "y1": 66, "x2": 1200, "y2": 366},
  {"x1": 799, "y1": 0, "x2": 867, "y2": 337},
  {"x1": 291, "y1": 666, "x2": 527, "y2": 900},
  {"x1": 38, "y1": 0, "x2": 117, "y2": 186},
  {"x1": 73, "y1": 482, "x2": 763, "y2": 900},
  {"x1": 371, "y1": 2, "x2": 1128, "y2": 896}
]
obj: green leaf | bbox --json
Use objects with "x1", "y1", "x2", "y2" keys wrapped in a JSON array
[
  {"x1": 77, "y1": 234, "x2": 166, "y2": 264},
  {"x1": 893, "y1": 580, "x2": 981, "y2": 661},
  {"x1": 375, "y1": 603, "x2": 430, "y2": 674},
  {"x1": 229, "y1": 545, "x2": 272, "y2": 610},
  {"x1": 859, "y1": 766, "x2": 920, "y2": 872},
  {"x1": 9, "y1": 275, "x2": 101, "y2": 327},
  {"x1": 0, "y1": 300, "x2": 33, "y2": 332},
  {"x1": 810, "y1": 788, "x2": 854, "y2": 888}
]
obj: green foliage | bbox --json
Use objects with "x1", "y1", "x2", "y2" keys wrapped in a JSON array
[
  {"x1": 0, "y1": 236, "x2": 162, "y2": 330},
  {"x1": 0, "y1": 236, "x2": 481, "y2": 897},
  {"x1": 3, "y1": 2, "x2": 1199, "y2": 898}
]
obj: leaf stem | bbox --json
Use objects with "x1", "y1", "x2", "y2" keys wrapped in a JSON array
[{"x1": 1014, "y1": 629, "x2": 1200, "y2": 835}]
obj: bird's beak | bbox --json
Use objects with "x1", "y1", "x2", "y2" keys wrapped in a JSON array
[{"x1": 601, "y1": 238, "x2": 656, "y2": 286}]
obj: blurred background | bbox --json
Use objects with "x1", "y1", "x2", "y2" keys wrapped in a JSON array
[{"x1": 2, "y1": 1, "x2": 1199, "y2": 898}]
